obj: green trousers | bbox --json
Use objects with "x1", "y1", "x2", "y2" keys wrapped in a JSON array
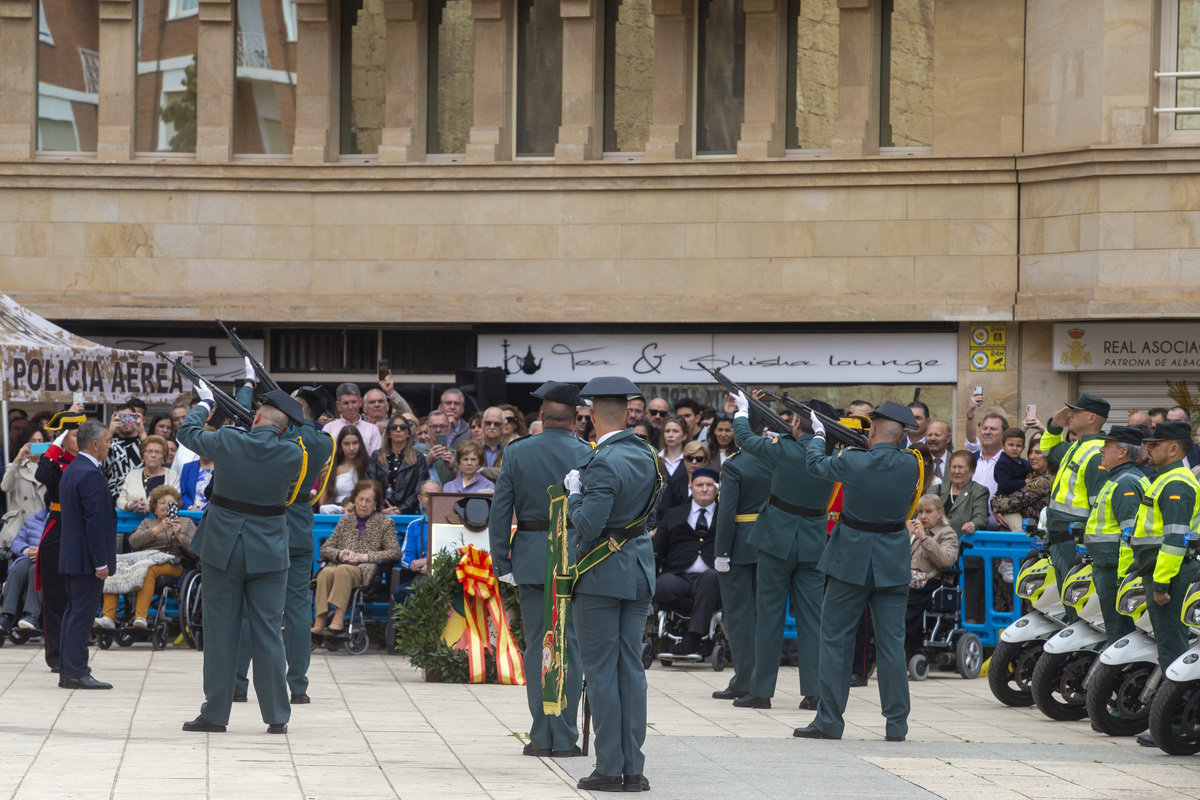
[
  {"x1": 814, "y1": 573, "x2": 909, "y2": 739},
  {"x1": 519, "y1": 583, "x2": 581, "y2": 751},
  {"x1": 1049, "y1": 539, "x2": 1081, "y2": 624},
  {"x1": 236, "y1": 546, "x2": 314, "y2": 697},
  {"x1": 716, "y1": 563, "x2": 756, "y2": 693},
  {"x1": 1091, "y1": 562, "x2": 1134, "y2": 646},
  {"x1": 572, "y1": 581, "x2": 651, "y2": 778},
  {"x1": 751, "y1": 541, "x2": 821, "y2": 698},
  {"x1": 1146, "y1": 560, "x2": 1199, "y2": 671},
  {"x1": 199, "y1": 537, "x2": 289, "y2": 726}
]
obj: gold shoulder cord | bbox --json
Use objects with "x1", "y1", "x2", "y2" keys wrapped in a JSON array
[
  {"x1": 905, "y1": 448, "x2": 925, "y2": 519},
  {"x1": 284, "y1": 436, "x2": 310, "y2": 506}
]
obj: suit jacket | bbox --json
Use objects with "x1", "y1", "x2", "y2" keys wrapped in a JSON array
[
  {"x1": 714, "y1": 450, "x2": 769, "y2": 566},
  {"x1": 567, "y1": 429, "x2": 659, "y2": 600},
  {"x1": 933, "y1": 480, "x2": 991, "y2": 536},
  {"x1": 653, "y1": 501, "x2": 717, "y2": 575},
  {"x1": 655, "y1": 466, "x2": 690, "y2": 515},
  {"x1": 488, "y1": 427, "x2": 593, "y2": 585},
  {"x1": 58, "y1": 455, "x2": 117, "y2": 576},
  {"x1": 805, "y1": 440, "x2": 920, "y2": 588},
  {"x1": 176, "y1": 403, "x2": 304, "y2": 573}
]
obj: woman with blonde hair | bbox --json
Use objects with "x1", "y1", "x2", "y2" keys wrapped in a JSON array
[
  {"x1": 657, "y1": 440, "x2": 711, "y2": 514},
  {"x1": 365, "y1": 414, "x2": 423, "y2": 514},
  {"x1": 117, "y1": 435, "x2": 179, "y2": 514}
]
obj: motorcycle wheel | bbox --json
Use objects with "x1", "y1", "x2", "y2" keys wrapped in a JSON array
[
  {"x1": 1031, "y1": 650, "x2": 1093, "y2": 721},
  {"x1": 1148, "y1": 678, "x2": 1200, "y2": 755},
  {"x1": 987, "y1": 639, "x2": 1041, "y2": 707},
  {"x1": 1085, "y1": 661, "x2": 1153, "y2": 736}
]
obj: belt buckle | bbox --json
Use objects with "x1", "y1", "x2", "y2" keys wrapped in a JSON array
[{"x1": 606, "y1": 537, "x2": 620, "y2": 553}]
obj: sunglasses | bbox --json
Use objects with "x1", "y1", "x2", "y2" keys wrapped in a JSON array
[
  {"x1": 576, "y1": 415, "x2": 591, "y2": 422},
  {"x1": 647, "y1": 409, "x2": 668, "y2": 417},
  {"x1": 484, "y1": 420, "x2": 503, "y2": 427},
  {"x1": 387, "y1": 424, "x2": 410, "y2": 431},
  {"x1": 684, "y1": 455, "x2": 707, "y2": 463}
]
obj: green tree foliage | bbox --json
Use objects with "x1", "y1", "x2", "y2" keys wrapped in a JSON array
[{"x1": 160, "y1": 56, "x2": 197, "y2": 153}]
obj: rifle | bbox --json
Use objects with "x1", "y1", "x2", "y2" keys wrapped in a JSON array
[
  {"x1": 158, "y1": 351, "x2": 256, "y2": 430},
  {"x1": 581, "y1": 679, "x2": 590, "y2": 756},
  {"x1": 758, "y1": 390, "x2": 869, "y2": 449},
  {"x1": 695, "y1": 363, "x2": 793, "y2": 434},
  {"x1": 217, "y1": 319, "x2": 280, "y2": 393}
]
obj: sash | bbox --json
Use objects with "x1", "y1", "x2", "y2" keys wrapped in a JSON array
[
  {"x1": 455, "y1": 545, "x2": 525, "y2": 685},
  {"x1": 542, "y1": 483, "x2": 571, "y2": 715}
]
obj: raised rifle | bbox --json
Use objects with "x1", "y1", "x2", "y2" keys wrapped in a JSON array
[
  {"x1": 758, "y1": 390, "x2": 869, "y2": 449},
  {"x1": 158, "y1": 352, "x2": 256, "y2": 429},
  {"x1": 217, "y1": 318, "x2": 281, "y2": 393},
  {"x1": 695, "y1": 363, "x2": 793, "y2": 434}
]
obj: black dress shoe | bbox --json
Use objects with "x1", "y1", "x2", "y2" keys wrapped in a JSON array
[
  {"x1": 290, "y1": 693, "x2": 310, "y2": 704},
  {"x1": 1137, "y1": 734, "x2": 1158, "y2": 748},
  {"x1": 61, "y1": 675, "x2": 112, "y2": 690},
  {"x1": 183, "y1": 716, "x2": 226, "y2": 733},
  {"x1": 577, "y1": 771, "x2": 625, "y2": 792},
  {"x1": 849, "y1": 674, "x2": 869, "y2": 688},
  {"x1": 793, "y1": 724, "x2": 838, "y2": 740},
  {"x1": 732, "y1": 694, "x2": 771, "y2": 709},
  {"x1": 267, "y1": 723, "x2": 287, "y2": 734},
  {"x1": 623, "y1": 774, "x2": 651, "y2": 792},
  {"x1": 669, "y1": 634, "x2": 703, "y2": 657},
  {"x1": 233, "y1": 692, "x2": 248, "y2": 703},
  {"x1": 522, "y1": 742, "x2": 552, "y2": 757},
  {"x1": 886, "y1": 735, "x2": 906, "y2": 742},
  {"x1": 712, "y1": 686, "x2": 746, "y2": 700},
  {"x1": 49, "y1": 665, "x2": 60, "y2": 674},
  {"x1": 798, "y1": 696, "x2": 819, "y2": 711},
  {"x1": 551, "y1": 745, "x2": 584, "y2": 758}
]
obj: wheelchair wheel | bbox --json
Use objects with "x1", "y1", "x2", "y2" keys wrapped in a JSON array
[
  {"x1": 641, "y1": 639, "x2": 653, "y2": 670},
  {"x1": 115, "y1": 629, "x2": 136, "y2": 648},
  {"x1": 97, "y1": 633, "x2": 113, "y2": 650},
  {"x1": 1148, "y1": 678, "x2": 1200, "y2": 755},
  {"x1": 346, "y1": 629, "x2": 370, "y2": 655},
  {"x1": 9, "y1": 629, "x2": 29, "y2": 645},
  {"x1": 955, "y1": 633, "x2": 983, "y2": 679},
  {"x1": 712, "y1": 641, "x2": 727, "y2": 673},
  {"x1": 987, "y1": 640, "x2": 1040, "y2": 707},
  {"x1": 1086, "y1": 661, "x2": 1153, "y2": 737},
  {"x1": 1030, "y1": 650, "x2": 1092, "y2": 721},
  {"x1": 908, "y1": 654, "x2": 929, "y2": 681},
  {"x1": 152, "y1": 623, "x2": 169, "y2": 651}
]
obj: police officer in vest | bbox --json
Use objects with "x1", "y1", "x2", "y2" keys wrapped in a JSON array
[
  {"x1": 565, "y1": 376, "x2": 660, "y2": 793},
  {"x1": 794, "y1": 401, "x2": 921, "y2": 742},
  {"x1": 1130, "y1": 420, "x2": 1200, "y2": 747},
  {"x1": 1086, "y1": 426, "x2": 1149, "y2": 646},
  {"x1": 1041, "y1": 394, "x2": 1110, "y2": 622},
  {"x1": 488, "y1": 380, "x2": 592, "y2": 758},
  {"x1": 711, "y1": 446, "x2": 770, "y2": 701},
  {"x1": 727, "y1": 395, "x2": 835, "y2": 711},
  {"x1": 177, "y1": 384, "x2": 305, "y2": 734}
]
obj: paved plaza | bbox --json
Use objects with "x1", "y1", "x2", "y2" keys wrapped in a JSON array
[{"x1": 0, "y1": 642, "x2": 1198, "y2": 800}]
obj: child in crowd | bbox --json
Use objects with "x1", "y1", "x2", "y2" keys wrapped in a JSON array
[{"x1": 991, "y1": 429, "x2": 1031, "y2": 531}]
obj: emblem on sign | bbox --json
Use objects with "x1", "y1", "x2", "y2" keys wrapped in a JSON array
[{"x1": 1061, "y1": 327, "x2": 1091, "y2": 370}]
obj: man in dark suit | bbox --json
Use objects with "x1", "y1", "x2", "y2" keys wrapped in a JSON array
[
  {"x1": 653, "y1": 467, "x2": 721, "y2": 658},
  {"x1": 57, "y1": 420, "x2": 116, "y2": 690}
]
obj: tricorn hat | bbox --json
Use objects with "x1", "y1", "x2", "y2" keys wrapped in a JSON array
[
  {"x1": 452, "y1": 496, "x2": 491, "y2": 531},
  {"x1": 259, "y1": 389, "x2": 305, "y2": 425},
  {"x1": 805, "y1": 399, "x2": 837, "y2": 420},
  {"x1": 531, "y1": 380, "x2": 581, "y2": 407},
  {"x1": 292, "y1": 385, "x2": 332, "y2": 420},
  {"x1": 579, "y1": 376, "x2": 642, "y2": 400},
  {"x1": 44, "y1": 411, "x2": 87, "y2": 432},
  {"x1": 869, "y1": 400, "x2": 919, "y2": 429}
]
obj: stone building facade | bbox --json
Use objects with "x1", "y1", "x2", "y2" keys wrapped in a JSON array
[{"x1": 2, "y1": 0, "x2": 1200, "y2": 435}]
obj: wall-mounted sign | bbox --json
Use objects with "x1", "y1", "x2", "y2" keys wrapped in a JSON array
[
  {"x1": 970, "y1": 323, "x2": 1006, "y2": 348},
  {"x1": 1053, "y1": 323, "x2": 1200, "y2": 371},
  {"x1": 478, "y1": 332, "x2": 958, "y2": 384}
]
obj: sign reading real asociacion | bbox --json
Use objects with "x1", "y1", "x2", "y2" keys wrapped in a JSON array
[
  {"x1": 1053, "y1": 323, "x2": 1200, "y2": 372},
  {"x1": 478, "y1": 332, "x2": 958, "y2": 384}
]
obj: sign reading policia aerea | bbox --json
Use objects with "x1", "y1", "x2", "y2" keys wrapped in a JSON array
[{"x1": 1053, "y1": 323, "x2": 1200, "y2": 372}]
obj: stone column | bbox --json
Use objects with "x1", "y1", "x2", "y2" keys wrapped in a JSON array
[
  {"x1": 196, "y1": 0, "x2": 235, "y2": 162},
  {"x1": 466, "y1": 0, "x2": 513, "y2": 162},
  {"x1": 97, "y1": 0, "x2": 136, "y2": 160},
  {"x1": 555, "y1": 0, "x2": 602, "y2": 160},
  {"x1": 293, "y1": 0, "x2": 337, "y2": 163},
  {"x1": 644, "y1": 0, "x2": 694, "y2": 161},
  {"x1": 0, "y1": 0, "x2": 36, "y2": 161},
  {"x1": 737, "y1": 0, "x2": 786, "y2": 158},
  {"x1": 831, "y1": 0, "x2": 880, "y2": 157},
  {"x1": 379, "y1": 0, "x2": 427, "y2": 163}
]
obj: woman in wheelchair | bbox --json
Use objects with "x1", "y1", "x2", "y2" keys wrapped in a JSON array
[
  {"x1": 905, "y1": 494, "x2": 959, "y2": 655},
  {"x1": 95, "y1": 486, "x2": 196, "y2": 630},
  {"x1": 311, "y1": 480, "x2": 400, "y2": 636}
]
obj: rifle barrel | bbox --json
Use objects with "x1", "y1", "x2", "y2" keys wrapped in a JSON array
[
  {"x1": 158, "y1": 352, "x2": 255, "y2": 428},
  {"x1": 695, "y1": 363, "x2": 793, "y2": 433},
  {"x1": 217, "y1": 319, "x2": 281, "y2": 393}
]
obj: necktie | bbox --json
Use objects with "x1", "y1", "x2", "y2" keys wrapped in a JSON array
[
  {"x1": 934, "y1": 458, "x2": 943, "y2": 479},
  {"x1": 696, "y1": 507, "x2": 708, "y2": 532}
]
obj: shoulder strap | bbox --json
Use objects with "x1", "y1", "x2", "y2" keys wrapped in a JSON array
[
  {"x1": 284, "y1": 436, "x2": 309, "y2": 506},
  {"x1": 905, "y1": 448, "x2": 925, "y2": 520}
]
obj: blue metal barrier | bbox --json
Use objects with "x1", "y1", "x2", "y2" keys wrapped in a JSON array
[{"x1": 958, "y1": 530, "x2": 1032, "y2": 647}]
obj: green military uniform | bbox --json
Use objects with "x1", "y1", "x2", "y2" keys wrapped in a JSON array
[
  {"x1": 712, "y1": 450, "x2": 769, "y2": 696},
  {"x1": 177, "y1": 401, "x2": 304, "y2": 728},
  {"x1": 568, "y1": 419, "x2": 659, "y2": 781},
  {"x1": 1042, "y1": 411, "x2": 1109, "y2": 624},
  {"x1": 1130, "y1": 434, "x2": 1200, "y2": 670},
  {"x1": 732, "y1": 414, "x2": 834, "y2": 701},
  {"x1": 1083, "y1": 428, "x2": 1148, "y2": 646},
  {"x1": 234, "y1": 383, "x2": 334, "y2": 701},
  {"x1": 802, "y1": 405, "x2": 920, "y2": 741},
  {"x1": 488, "y1": 424, "x2": 592, "y2": 754}
]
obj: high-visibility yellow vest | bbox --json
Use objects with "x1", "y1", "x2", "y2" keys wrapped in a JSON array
[
  {"x1": 1084, "y1": 470, "x2": 1149, "y2": 545},
  {"x1": 1048, "y1": 439, "x2": 1104, "y2": 518},
  {"x1": 1132, "y1": 465, "x2": 1200, "y2": 547}
]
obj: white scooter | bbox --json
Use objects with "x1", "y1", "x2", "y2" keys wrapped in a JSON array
[
  {"x1": 1086, "y1": 572, "x2": 1160, "y2": 737},
  {"x1": 1147, "y1": 557, "x2": 1200, "y2": 753},
  {"x1": 1032, "y1": 553, "x2": 1105, "y2": 721}
]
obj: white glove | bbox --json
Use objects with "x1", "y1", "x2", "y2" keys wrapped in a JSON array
[
  {"x1": 498, "y1": 573, "x2": 516, "y2": 586},
  {"x1": 564, "y1": 469, "x2": 581, "y2": 495},
  {"x1": 810, "y1": 414, "x2": 826, "y2": 438},
  {"x1": 731, "y1": 391, "x2": 749, "y2": 418},
  {"x1": 195, "y1": 381, "x2": 215, "y2": 406},
  {"x1": 714, "y1": 557, "x2": 731, "y2": 573},
  {"x1": 244, "y1": 356, "x2": 256, "y2": 383},
  {"x1": 53, "y1": 430, "x2": 69, "y2": 448}
]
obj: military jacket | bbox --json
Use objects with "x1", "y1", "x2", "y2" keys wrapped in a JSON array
[{"x1": 714, "y1": 450, "x2": 769, "y2": 566}]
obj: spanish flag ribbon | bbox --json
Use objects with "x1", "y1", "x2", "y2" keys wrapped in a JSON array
[
  {"x1": 455, "y1": 545, "x2": 525, "y2": 685},
  {"x1": 542, "y1": 483, "x2": 571, "y2": 716}
]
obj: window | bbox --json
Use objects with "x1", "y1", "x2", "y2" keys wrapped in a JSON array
[
  {"x1": 785, "y1": 0, "x2": 837, "y2": 153},
  {"x1": 515, "y1": 0, "x2": 563, "y2": 157},
  {"x1": 602, "y1": 0, "x2": 654, "y2": 154},
  {"x1": 1158, "y1": 0, "x2": 1200, "y2": 140},
  {"x1": 235, "y1": 0, "x2": 298, "y2": 155},
  {"x1": 79, "y1": 49, "x2": 100, "y2": 95},
  {"x1": 427, "y1": 0, "x2": 475, "y2": 156},
  {"x1": 337, "y1": 0, "x2": 384, "y2": 155},
  {"x1": 168, "y1": 0, "x2": 200, "y2": 20},
  {"x1": 136, "y1": 0, "x2": 197, "y2": 153},
  {"x1": 38, "y1": 2, "x2": 53, "y2": 45},
  {"x1": 695, "y1": 0, "x2": 744, "y2": 155},
  {"x1": 282, "y1": 0, "x2": 298, "y2": 42},
  {"x1": 37, "y1": 96, "x2": 78, "y2": 151},
  {"x1": 879, "y1": 0, "x2": 933, "y2": 150},
  {"x1": 37, "y1": 0, "x2": 98, "y2": 152}
]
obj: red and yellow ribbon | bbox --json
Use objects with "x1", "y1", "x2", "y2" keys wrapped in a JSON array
[{"x1": 455, "y1": 545, "x2": 525, "y2": 686}]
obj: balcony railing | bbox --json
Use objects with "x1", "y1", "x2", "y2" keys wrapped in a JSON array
[
  {"x1": 237, "y1": 32, "x2": 271, "y2": 70},
  {"x1": 79, "y1": 49, "x2": 99, "y2": 94}
]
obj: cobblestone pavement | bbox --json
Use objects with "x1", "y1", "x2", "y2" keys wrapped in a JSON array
[{"x1": 0, "y1": 643, "x2": 1197, "y2": 799}]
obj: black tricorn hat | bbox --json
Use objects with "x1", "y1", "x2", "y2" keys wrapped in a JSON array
[
  {"x1": 259, "y1": 389, "x2": 305, "y2": 425},
  {"x1": 579, "y1": 376, "x2": 642, "y2": 399},
  {"x1": 45, "y1": 411, "x2": 87, "y2": 432},
  {"x1": 805, "y1": 399, "x2": 837, "y2": 420},
  {"x1": 869, "y1": 400, "x2": 919, "y2": 429},
  {"x1": 1098, "y1": 425, "x2": 1144, "y2": 447},
  {"x1": 531, "y1": 380, "x2": 581, "y2": 407},
  {"x1": 452, "y1": 496, "x2": 491, "y2": 531},
  {"x1": 292, "y1": 385, "x2": 332, "y2": 419}
]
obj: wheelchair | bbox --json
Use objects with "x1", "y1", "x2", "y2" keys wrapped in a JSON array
[
  {"x1": 642, "y1": 599, "x2": 729, "y2": 671},
  {"x1": 94, "y1": 563, "x2": 201, "y2": 652},
  {"x1": 311, "y1": 562, "x2": 397, "y2": 656},
  {"x1": 906, "y1": 548, "x2": 984, "y2": 681},
  {"x1": 0, "y1": 616, "x2": 43, "y2": 648}
]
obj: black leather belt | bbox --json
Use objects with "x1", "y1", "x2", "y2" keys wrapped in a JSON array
[
  {"x1": 838, "y1": 512, "x2": 905, "y2": 534},
  {"x1": 210, "y1": 493, "x2": 285, "y2": 517},
  {"x1": 767, "y1": 494, "x2": 825, "y2": 517},
  {"x1": 602, "y1": 524, "x2": 646, "y2": 542},
  {"x1": 516, "y1": 520, "x2": 550, "y2": 532}
]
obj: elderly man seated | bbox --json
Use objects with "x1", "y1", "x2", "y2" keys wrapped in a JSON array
[{"x1": 652, "y1": 467, "x2": 722, "y2": 658}]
